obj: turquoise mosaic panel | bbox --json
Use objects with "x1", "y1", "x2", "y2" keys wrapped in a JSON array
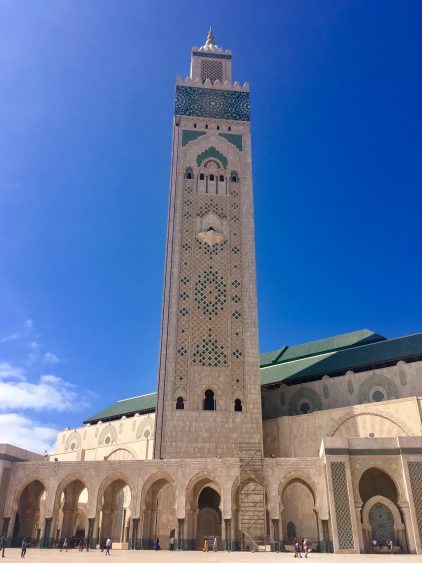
[
  {"x1": 219, "y1": 133, "x2": 242, "y2": 151},
  {"x1": 196, "y1": 146, "x2": 228, "y2": 169},
  {"x1": 182, "y1": 130, "x2": 206, "y2": 146},
  {"x1": 175, "y1": 86, "x2": 250, "y2": 121},
  {"x1": 192, "y1": 51, "x2": 232, "y2": 60}
]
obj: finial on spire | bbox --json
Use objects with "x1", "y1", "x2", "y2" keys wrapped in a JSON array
[{"x1": 206, "y1": 26, "x2": 215, "y2": 46}]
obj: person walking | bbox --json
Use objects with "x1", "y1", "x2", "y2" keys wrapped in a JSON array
[
  {"x1": 294, "y1": 538, "x2": 302, "y2": 558},
  {"x1": 155, "y1": 537, "x2": 160, "y2": 551},
  {"x1": 169, "y1": 535, "x2": 175, "y2": 551},
  {"x1": 203, "y1": 538, "x2": 208, "y2": 552},
  {"x1": 105, "y1": 537, "x2": 112, "y2": 555},
  {"x1": 60, "y1": 536, "x2": 68, "y2": 552},
  {"x1": 0, "y1": 536, "x2": 6, "y2": 558},
  {"x1": 388, "y1": 538, "x2": 394, "y2": 554},
  {"x1": 21, "y1": 538, "x2": 27, "y2": 558},
  {"x1": 213, "y1": 537, "x2": 217, "y2": 552},
  {"x1": 303, "y1": 539, "x2": 309, "y2": 558}
]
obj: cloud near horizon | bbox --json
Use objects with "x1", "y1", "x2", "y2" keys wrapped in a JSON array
[{"x1": 0, "y1": 413, "x2": 57, "y2": 453}]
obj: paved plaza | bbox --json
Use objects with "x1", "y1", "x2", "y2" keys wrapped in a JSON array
[{"x1": 0, "y1": 550, "x2": 419, "y2": 562}]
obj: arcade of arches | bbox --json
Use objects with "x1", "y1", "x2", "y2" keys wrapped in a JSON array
[{"x1": 2, "y1": 441, "x2": 422, "y2": 553}]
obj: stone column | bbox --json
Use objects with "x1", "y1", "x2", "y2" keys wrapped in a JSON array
[
  {"x1": 177, "y1": 518, "x2": 184, "y2": 550},
  {"x1": 130, "y1": 518, "x2": 139, "y2": 550},
  {"x1": 42, "y1": 517, "x2": 52, "y2": 548},
  {"x1": 271, "y1": 518, "x2": 280, "y2": 551},
  {"x1": 354, "y1": 503, "x2": 364, "y2": 553},
  {"x1": 224, "y1": 519, "x2": 231, "y2": 550},
  {"x1": 320, "y1": 519, "x2": 331, "y2": 552},
  {"x1": 399, "y1": 503, "x2": 416, "y2": 554},
  {"x1": 87, "y1": 518, "x2": 95, "y2": 549}
]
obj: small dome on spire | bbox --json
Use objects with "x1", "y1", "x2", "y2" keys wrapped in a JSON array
[
  {"x1": 197, "y1": 27, "x2": 228, "y2": 53},
  {"x1": 206, "y1": 26, "x2": 215, "y2": 46}
]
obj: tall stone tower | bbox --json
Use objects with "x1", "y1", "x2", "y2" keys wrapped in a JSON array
[{"x1": 154, "y1": 30, "x2": 262, "y2": 459}]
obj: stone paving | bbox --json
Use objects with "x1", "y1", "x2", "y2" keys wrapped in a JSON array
[{"x1": 0, "y1": 549, "x2": 418, "y2": 562}]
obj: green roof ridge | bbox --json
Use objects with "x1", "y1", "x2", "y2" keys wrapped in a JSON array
[{"x1": 83, "y1": 331, "x2": 421, "y2": 424}]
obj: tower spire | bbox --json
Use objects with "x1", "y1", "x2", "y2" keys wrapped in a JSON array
[{"x1": 206, "y1": 26, "x2": 215, "y2": 46}]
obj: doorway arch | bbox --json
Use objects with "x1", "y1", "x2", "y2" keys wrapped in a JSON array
[
  {"x1": 359, "y1": 468, "x2": 407, "y2": 553},
  {"x1": 140, "y1": 472, "x2": 176, "y2": 550},
  {"x1": 12, "y1": 479, "x2": 46, "y2": 546}
]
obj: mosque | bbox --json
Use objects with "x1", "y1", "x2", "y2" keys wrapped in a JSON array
[{"x1": 1, "y1": 31, "x2": 422, "y2": 554}]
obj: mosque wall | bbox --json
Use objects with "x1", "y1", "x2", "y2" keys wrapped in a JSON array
[
  {"x1": 261, "y1": 359, "x2": 422, "y2": 420},
  {"x1": 53, "y1": 413, "x2": 155, "y2": 461},
  {"x1": 263, "y1": 395, "x2": 422, "y2": 458}
]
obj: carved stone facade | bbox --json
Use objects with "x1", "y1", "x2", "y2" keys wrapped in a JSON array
[
  {"x1": 153, "y1": 33, "x2": 262, "y2": 460},
  {"x1": 1, "y1": 32, "x2": 422, "y2": 555}
]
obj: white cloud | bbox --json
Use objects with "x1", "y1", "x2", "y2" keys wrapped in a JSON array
[
  {"x1": 23, "y1": 319, "x2": 33, "y2": 331},
  {"x1": 43, "y1": 352, "x2": 60, "y2": 365},
  {"x1": 27, "y1": 341, "x2": 40, "y2": 350},
  {"x1": 0, "y1": 373, "x2": 83, "y2": 412},
  {"x1": 1, "y1": 332, "x2": 21, "y2": 343},
  {"x1": 0, "y1": 413, "x2": 57, "y2": 453},
  {"x1": 0, "y1": 362, "x2": 26, "y2": 380}
]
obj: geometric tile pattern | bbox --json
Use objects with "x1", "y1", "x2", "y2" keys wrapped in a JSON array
[
  {"x1": 175, "y1": 86, "x2": 250, "y2": 121},
  {"x1": 201, "y1": 60, "x2": 223, "y2": 83},
  {"x1": 174, "y1": 162, "x2": 244, "y2": 393},
  {"x1": 288, "y1": 387, "x2": 322, "y2": 416},
  {"x1": 408, "y1": 462, "x2": 422, "y2": 542},
  {"x1": 357, "y1": 374, "x2": 399, "y2": 404},
  {"x1": 331, "y1": 462, "x2": 355, "y2": 549}
]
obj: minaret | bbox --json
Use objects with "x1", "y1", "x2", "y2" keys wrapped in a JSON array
[{"x1": 154, "y1": 31, "x2": 262, "y2": 459}]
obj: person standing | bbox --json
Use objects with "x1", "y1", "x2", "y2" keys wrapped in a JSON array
[
  {"x1": 169, "y1": 535, "x2": 175, "y2": 551},
  {"x1": 303, "y1": 539, "x2": 309, "y2": 558},
  {"x1": 21, "y1": 538, "x2": 27, "y2": 558},
  {"x1": 203, "y1": 538, "x2": 208, "y2": 552},
  {"x1": 155, "y1": 537, "x2": 160, "y2": 551},
  {"x1": 0, "y1": 536, "x2": 6, "y2": 558},
  {"x1": 213, "y1": 537, "x2": 217, "y2": 552},
  {"x1": 105, "y1": 536, "x2": 112, "y2": 555}
]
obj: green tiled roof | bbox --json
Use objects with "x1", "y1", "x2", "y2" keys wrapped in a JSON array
[
  {"x1": 259, "y1": 329, "x2": 385, "y2": 367},
  {"x1": 83, "y1": 330, "x2": 422, "y2": 424},
  {"x1": 260, "y1": 333, "x2": 422, "y2": 386},
  {"x1": 83, "y1": 393, "x2": 157, "y2": 424}
]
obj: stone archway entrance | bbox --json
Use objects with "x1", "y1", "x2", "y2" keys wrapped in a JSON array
[
  {"x1": 98, "y1": 479, "x2": 131, "y2": 548},
  {"x1": 141, "y1": 475, "x2": 176, "y2": 550},
  {"x1": 12, "y1": 480, "x2": 46, "y2": 546},
  {"x1": 368, "y1": 502, "x2": 394, "y2": 545},
  {"x1": 56, "y1": 479, "x2": 88, "y2": 546},
  {"x1": 196, "y1": 487, "x2": 221, "y2": 545},
  {"x1": 359, "y1": 468, "x2": 408, "y2": 553},
  {"x1": 185, "y1": 477, "x2": 222, "y2": 550},
  {"x1": 280, "y1": 479, "x2": 319, "y2": 546}
]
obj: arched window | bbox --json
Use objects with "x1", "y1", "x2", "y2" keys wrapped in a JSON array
[
  {"x1": 176, "y1": 397, "x2": 184, "y2": 410},
  {"x1": 203, "y1": 389, "x2": 216, "y2": 411},
  {"x1": 287, "y1": 521, "x2": 296, "y2": 539},
  {"x1": 234, "y1": 399, "x2": 242, "y2": 412},
  {"x1": 186, "y1": 171, "x2": 192, "y2": 179}
]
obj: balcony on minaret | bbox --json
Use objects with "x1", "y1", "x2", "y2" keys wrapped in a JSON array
[{"x1": 190, "y1": 27, "x2": 233, "y2": 85}]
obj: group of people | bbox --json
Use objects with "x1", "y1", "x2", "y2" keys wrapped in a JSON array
[
  {"x1": 203, "y1": 537, "x2": 218, "y2": 552},
  {"x1": 372, "y1": 538, "x2": 395, "y2": 552},
  {"x1": 293, "y1": 538, "x2": 311, "y2": 558}
]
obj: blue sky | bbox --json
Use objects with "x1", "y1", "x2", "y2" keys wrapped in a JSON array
[{"x1": 0, "y1": 1, "x2": 421, "y2": 452}]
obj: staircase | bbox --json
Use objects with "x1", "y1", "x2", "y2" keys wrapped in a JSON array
[{"x1": 239, "y1": 443, "x2": 267, "y2": 551}]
